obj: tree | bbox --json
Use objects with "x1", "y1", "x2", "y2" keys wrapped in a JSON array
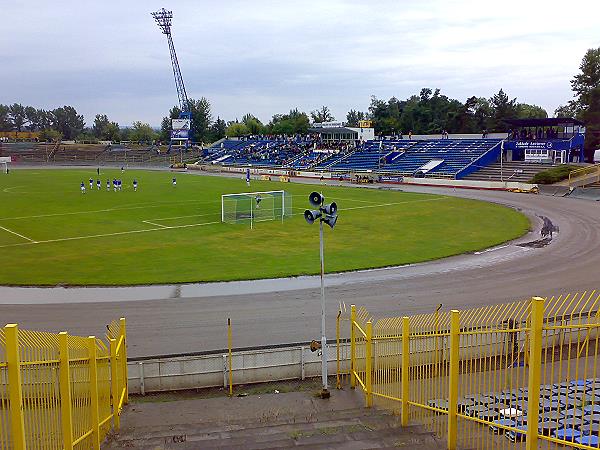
[
  {"x1": 554, "y1": 104, "x2": 577, "y2": 118},
  {"x1": 310, "y1": 106, "x2": 334, "y2": 123},
  {"x1": 569, "y1": 48, "x2": 600, "y2": 115},
  {"x1": 209, "y1": 117, "x2": 227, "y2": 141},
  {"x1": 130, "y1": 121, "x2": 156, "y2": 143},
  {"x1": 346, "y1": 109, "x2": 367, "y2": 127},
  {"x1": 92, "y1": 114, "x2": 110, "y2": 138},
  {"x1": 161, "y1": 97, "x2": 214, "y2": 143},
  {"x1": 0, "y1": 105, "x2": 11, "y2": 131},
  {"x1": 50, "y1": 106, "x2": 85, "y2": 140},
  {"x1": 516, "y1": 103, "x2": 548, "y2": 119},
  {"x1": 488, "y1": 89, "x2": 518, "y2": 132},
  {"x1": 39, "y1": 128, "x2": 62, "y2": 142},
  {"x1": 561, "y1": 47, "x2": 600, "y2": 160},
  {"x1": 8, "y1": 104, "x2": 28, "y2": 131},
  {"x1": 581, "y1": 86, "x2": 600, "y2": 160},
  {"x1": 242, "y1": 114, "x2": 265, "y2": 135},
  {"x1": 91, "y1": 114, "x2": 120, "y2": 141},
  {"x1": 226, "y1": 122, "x2": 249, "y2": 137},
  {"x1": 268, "y1": 109, "x2": 310, "y2": 135}
]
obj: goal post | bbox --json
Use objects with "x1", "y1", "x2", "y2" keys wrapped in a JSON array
[{"x1": 221, "y1": 190, "x2": 293, "y2": 227}]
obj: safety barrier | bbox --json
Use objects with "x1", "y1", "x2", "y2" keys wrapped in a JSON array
[
  {"x1": 0, "y1": 318, "x2": 128, "y2": 450},
  {"x1": 568, "y1": 164, "x2": 600, "y2": 188},
  {"x1": 346, "y1": 293, "x2": 600, "y2": 449}
]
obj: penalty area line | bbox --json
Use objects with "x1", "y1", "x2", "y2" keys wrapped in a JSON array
[
  {"x1": 0, "y1": 220, "x2": 221, "y2": 249},
  {"x1": 0, "y1": 225, "x2": 37, "y2": 243}
]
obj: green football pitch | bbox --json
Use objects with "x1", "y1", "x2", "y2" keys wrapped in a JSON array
[{"x1": 0, "y1": 169, "x2": 529, "y2": 286}]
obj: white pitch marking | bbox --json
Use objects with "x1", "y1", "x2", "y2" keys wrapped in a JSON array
[
  {"x1": 0, "y1": 225, "x2": 37, "y2": 243},
  {"x1": 0, "y1": 220, "x2": 221, "y2": 249},
  {"x1": 0, "y1": 199, "x2": 219, "y2": 221},
  {"x1": 146, "y1": 212, "x2": 219, "y2": 222},
  {"x1": 142, "y1": 220, "x2": 168, "y2": 228}
]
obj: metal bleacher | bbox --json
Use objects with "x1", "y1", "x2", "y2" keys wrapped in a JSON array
[{"x1": 205, "y1": 138, "x2": 502, "y2": 179}]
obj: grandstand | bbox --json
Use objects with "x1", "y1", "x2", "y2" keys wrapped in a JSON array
[{"x1": 204, "y1": 137, "x2": 502, "y2": 179}]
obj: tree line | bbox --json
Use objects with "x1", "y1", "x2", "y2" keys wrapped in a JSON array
[{"x1": 1, "y1": 47, "x2": 597, "y2": 155}]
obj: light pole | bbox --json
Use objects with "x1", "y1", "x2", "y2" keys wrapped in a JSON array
[{"x1": 304, "y1": 191, "x2": 338, "y2": 398}]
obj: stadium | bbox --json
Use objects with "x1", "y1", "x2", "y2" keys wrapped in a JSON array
[{"x1": 1, "y1": 2, "x2": 600, "y2": 450}]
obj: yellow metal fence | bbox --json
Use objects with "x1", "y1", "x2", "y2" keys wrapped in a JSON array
[
  {"x1": 0, "y1": 318, "x2": 128, "y2": 450},
  {"x1": 346, "y1": 293, "x2": 600, "y2": 449}
]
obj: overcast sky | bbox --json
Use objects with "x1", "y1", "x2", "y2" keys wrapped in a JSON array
[{"x1": 1, "y1": 0, "x2": 598, "y2": 127}]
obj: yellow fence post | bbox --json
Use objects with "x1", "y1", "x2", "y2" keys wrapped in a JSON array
[
  {"x1": 526, "y1": 297, "x2": 544, "y2": 450},
  {"x1": 59, "y1": 332, "x2": 74, "y2": 450},
  {"x1": 448, "y1": 310, "x2": 460, "y2": 450},
  {"x1": 119, "y1": 317, "x2": 128, "y2": 404},
  {"x1": 110, "y1": 338, "x2": 120, "y2": 431},
  {"x1": 228, "y1": 318, "x2": 233, "y2": 397},
  {"x1": 401, "y1": 317, "x2": 410, "y2": 427},
  {"x1": 350, "y1": 305, "x2": 356, "y2": 388},
  {"x1": 5, "y1": 324, "x2": 26, "y2": 450},
  {"x1": 365, "y1": 321, "x2": 373, "y2": 407},
  {"x1": 88, "y1": 337, "x2": 101, "y2": 450}
]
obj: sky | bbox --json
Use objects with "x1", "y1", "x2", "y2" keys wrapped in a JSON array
[{"x1": 1, "y1": 0, "x2": 599, "y2": 127}]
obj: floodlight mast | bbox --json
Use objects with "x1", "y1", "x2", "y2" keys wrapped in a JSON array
[{"x1": 152, "y1": 8, "x2": 192, "y2": 148}]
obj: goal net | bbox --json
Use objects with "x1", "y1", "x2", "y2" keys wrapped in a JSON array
[{"x1": 221, "y1": 190, "x2": 292, "y2": 225}]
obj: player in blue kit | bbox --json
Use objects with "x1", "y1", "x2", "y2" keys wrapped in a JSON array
[
  {"x1": 133, "y1": 179, "x2": 138, "y2": 191},
  {"x1": 80, "y1": 181, "x2": 86, "y2": 194},
  {"x1": 106, "y1": 179, "x2": 110, "y2": 191},
  {"x1": 96, "y1": 179, "x2": 101, "y2": 190},
  {"x1": 89, "y1": 178, "x2": 93, "y2": 189}
]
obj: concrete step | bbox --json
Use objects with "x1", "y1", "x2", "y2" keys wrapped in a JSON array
[
  {"x1": 113, "y1": 406, "x2": 389, "y2": 440},
  {"x1": 107, "y1": 424, "x2": 439, "y2": 450},
  {"x1": 106, "y1": 411, "x2": 402, "y2": 446}
]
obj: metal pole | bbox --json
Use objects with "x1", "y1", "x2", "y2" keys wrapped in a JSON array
[
  {"x1": 500, "y1": 140, "x2": 504, "y2": 183},
  {"x1": 320, "y1": 219, "x2": 329, "y2": 397}
]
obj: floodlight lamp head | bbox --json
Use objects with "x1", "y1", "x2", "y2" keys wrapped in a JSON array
[
  {"x1": 304, "y1": 209, "x2": 322, "y2": 225},
  {"x1": 309, "y1": 191, "x2": 324, "y2": 207},
  {"x1": 323, "y1": 213, "x2": 338, "y2": 229},
  {"x1": 151, "y1": 8, "x2": 173, "y2": 34}
]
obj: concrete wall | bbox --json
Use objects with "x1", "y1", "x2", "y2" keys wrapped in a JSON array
[{"x1": 128, "y1": 343, "x2": 343, "y2": 395}]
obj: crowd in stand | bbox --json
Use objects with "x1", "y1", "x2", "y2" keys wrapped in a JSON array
[{"x1": 508, "y1": 128, "x2": 562, "y2": 140}]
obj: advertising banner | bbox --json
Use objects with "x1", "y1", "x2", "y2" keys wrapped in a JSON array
[{"x1": 172, "y1": 119, "x2": 191, "y2": 130}]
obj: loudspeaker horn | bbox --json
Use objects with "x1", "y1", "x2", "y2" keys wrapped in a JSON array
[
  {"x1": 304, "y1": 209, "x2": 322, "y2": 225},
  {"x1": 322, "y1": 202, "x2": 337, "y2": 215},
  {"x1": 309, "y1": 191, "x2": 324, "y2": 207}
]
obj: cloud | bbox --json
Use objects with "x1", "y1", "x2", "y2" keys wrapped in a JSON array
[{"x1": 1, "y1": 0, "x2": 598, "y2": 125}]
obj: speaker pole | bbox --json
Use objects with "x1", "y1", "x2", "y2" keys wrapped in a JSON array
[{"x1": 319, "y1": 218, "x2": 329, "y2": 398}]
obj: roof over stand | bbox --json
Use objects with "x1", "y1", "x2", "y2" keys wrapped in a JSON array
[{"x1": 504, "y1": 118, "x2": 585, "y2": 127}]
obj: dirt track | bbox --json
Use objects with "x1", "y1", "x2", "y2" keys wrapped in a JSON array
[{"x1": 1, "y1": 178, "x2": 599, "y2": 357}]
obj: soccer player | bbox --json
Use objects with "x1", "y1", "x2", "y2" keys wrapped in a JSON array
[
  {"x1": 113, "y1": 178, "x2": 117, "y2": 192},
  {"x1": 246, "y1": 168, "x2": 250, "y2": 186},
  {"x1": 133, "y1": 179, "x2": 138, "y2": 191},
  {"x1": 118, "y1": 179, "x2": 122, "y2": 191},
  {"x1": 96, "y1": 179, "x2": 101, "y2": 190},
  {"x1": 89, "y1": 178, "x2": 93, "y2": 189},
  {"x1": 172, "y1": 177, "x2": 177, "y2": 187},
  {"x1": 80, "y1": 181, "x2": 86, "y2": 194},
  {"x1": 106, "y1": 179, "x2": 110, "y2": 191},
  {"x1": 255, "y1": 194, "x2": 262, "y2": 209}
]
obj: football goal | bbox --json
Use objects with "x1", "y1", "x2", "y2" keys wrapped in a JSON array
[{"x1": 221, "y1": 190, "x2": 293, "y2": 228}]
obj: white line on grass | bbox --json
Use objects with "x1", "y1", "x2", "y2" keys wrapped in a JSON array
[
  {"x1": 142, "y1": 220, "x2": 169, "y2": 228},
  {"x1": 0, "y1": 196, "x2": 448, "y2": 249},
  {"x1": 290, "y1": 196, "x2": 446, "y2": 213},
  {"x1": 0, "y1": 225, "x2": 37, "y2": 243},
  {"x1": 0, "y1": 199, "x2": 218, "y2": 221},
  {"x1": 0, "y1": 220, "x2": 221, "y2": 249}
]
